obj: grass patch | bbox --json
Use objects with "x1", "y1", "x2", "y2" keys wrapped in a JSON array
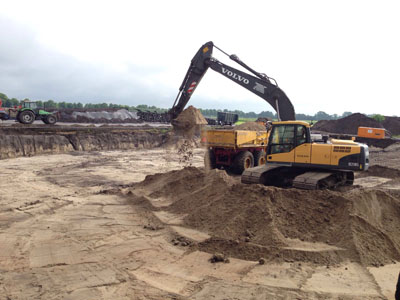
[{"x1": 235, "y1": 118, "x2": 257, "y2": 125}]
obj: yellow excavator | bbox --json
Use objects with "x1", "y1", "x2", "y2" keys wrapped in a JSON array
[
  {"x1": 242, "y1": 121, "x2": 369, "y2": 189},
  {"x1": 171, "y1": 41, "x2": 369, "y2": 189}
]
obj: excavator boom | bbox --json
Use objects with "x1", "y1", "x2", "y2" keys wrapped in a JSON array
[{"x1": 170, "y1": 41, "x2": 295, "y2": 121}]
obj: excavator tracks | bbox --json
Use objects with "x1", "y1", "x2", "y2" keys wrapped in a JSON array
[
  {"x1": 292, "y1": 170, "x2": 354, "y2": 190},
  {"x1": 241, "y1": 165, "x2": 284, "y2": 185},
  {"x1": 242, "y1": 165, "x2": 354, "y2": 190}
]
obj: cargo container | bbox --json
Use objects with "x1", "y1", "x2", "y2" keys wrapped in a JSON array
[
  {"x1": 217, "y1": 112, "x2": 239, "y2": 125},
  {"x1": 357, "y1": 127, "x2": 385, "y2": 139}
]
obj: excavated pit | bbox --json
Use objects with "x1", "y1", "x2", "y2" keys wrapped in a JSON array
[
  {"x1": 0, "y1": 125, "x2": 170, "y2": 159},
  {"x1": 126, "y1": 166, "x2": 400, "y2": 267}
]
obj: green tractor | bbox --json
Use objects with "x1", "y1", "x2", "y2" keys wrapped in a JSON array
[{"x1": 17, "y1": 101, "x2": 57, "y2": 125}]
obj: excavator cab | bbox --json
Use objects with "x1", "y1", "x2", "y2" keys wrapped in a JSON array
[{"x1": 266, "y1": 121, "x2": 312, "y2": 164}]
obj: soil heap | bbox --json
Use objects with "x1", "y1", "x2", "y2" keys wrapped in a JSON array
[
  {"x1": 382, "y1": 116, "x2": 400, "y2": 135},
  {"x1": 129, "y1": 167, "x2": 400, "y2": 267},
  {"x1": 235, "y1": 121, "x2": 266, "y2": 131},
  {"x1": 55, "y1": 108, "x2": 142, "y2": 123},
  {"x1": 312, "y1": 113, "x2": 384, "y2": 134},
  {"x1": 256, "y1": 117, "x2": 273, "y2": 123},
  {"x1": 171, "y1": 106, "x2": 208, "y2": 137}
]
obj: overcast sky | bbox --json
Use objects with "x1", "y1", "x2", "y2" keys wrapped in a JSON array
[{"x1": 1, "y1": 0, "x2": 399, "y2": 115}]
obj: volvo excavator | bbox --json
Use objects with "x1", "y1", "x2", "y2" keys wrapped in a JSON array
[{"x1": 171, "y1": 41, "x2": 369, "y2": 189}]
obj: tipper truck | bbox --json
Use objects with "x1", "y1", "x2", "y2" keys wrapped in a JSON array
[{"x1": 201, "y1": 128, "x2": 269, "y2": 173}]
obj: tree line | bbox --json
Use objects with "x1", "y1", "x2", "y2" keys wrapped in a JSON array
[{"x1": 0, "y1": 92, "x2": 383, "y2": 121}]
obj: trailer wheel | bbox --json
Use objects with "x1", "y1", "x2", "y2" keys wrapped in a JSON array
[
  {"x1": 45, "y1": 115, "x2": 57, "y2": 125},
  {"x1": 232, "y1": 151, "x2": 254, "y2": 174},
  {"x1": 204, "y1": 150, "x2": 216, "y2": 170},
  {"x1": 254, "y1": 150, "x2": 266, "y2": 166},
  {"x1": 18, "y1": 111, "x2": 35, "y2": 124}
]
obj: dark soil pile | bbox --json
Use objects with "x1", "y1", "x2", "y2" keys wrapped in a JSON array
[
  {"x1": 129, "y1": 167, "x2": 400, "y2": 266},
  {"x1": 235, "y1": 121, "x2": 266, "y2": 131},
  {"x1": 357, "y1": 165, "x2": 400, "y2": 178},
  {"x1": 256, "y1": 117, "x2": 272, "y2": 123},
  {"x1": 312, "y1": 113, "x2": 384, "y2": 134},
  {"x1": 382, "y1": 116, "x2": 400, "y2": 135}
]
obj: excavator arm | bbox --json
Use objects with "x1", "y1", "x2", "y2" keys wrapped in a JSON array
[{"x1": 169, "y1": 41, "x2": 296, "y2": 121}]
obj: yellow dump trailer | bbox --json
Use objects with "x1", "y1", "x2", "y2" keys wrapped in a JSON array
[{"x1": 201, "y1": 129, "x2": 269, "y2": 174}]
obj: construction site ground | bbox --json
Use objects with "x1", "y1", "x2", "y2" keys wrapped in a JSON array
[{"x1": 1, "y1": 126, "x2": 400, "y2": 299}]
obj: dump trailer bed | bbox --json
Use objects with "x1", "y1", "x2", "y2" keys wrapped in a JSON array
[
  {"x1": 201, "y1": 129, "x2": 269, "y2": 174},
  {"x1": 201, "y1": 129, "x2": 269, "y2": 149}
]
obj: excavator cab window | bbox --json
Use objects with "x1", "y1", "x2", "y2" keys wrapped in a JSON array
[
  {"x1": 269, "y1": 125, "x2": 295, "y2": 154},
  {"x1": 296, "y1": 125, "x2": 308, "y2": 146}
]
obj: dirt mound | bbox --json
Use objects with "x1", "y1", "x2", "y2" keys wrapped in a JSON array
[
  {"x1": 171, "y1": 106, "x2": 207, "y2": 137},
  {"x1": 172, "y1": 106, "x2": 207, "y2": 128},
  {"x1": 312, "y1": 113, "x2": 384, "y2": 134},
  {"x1": 235, "y1": 121, "x2": 266, "y2": 131},
  {"x1": 382, "y1": 116, "x2": 400, "y2": 135},
  {"x1": 256, "y1": 117, "x2": 272, "y2": 123},
  {"x1": 357, "y1": 165, "x2": 400, "y2": 179},
  {"x1": 127, "y1": 167, "x2": 400, "y2": 266}
]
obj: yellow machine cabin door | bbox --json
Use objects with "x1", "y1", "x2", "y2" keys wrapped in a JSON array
[
  {"x1": 294, "y1": 125, "x2": 311, "y2": 164},
  {"x1": 267, "y1": 124, "x2": 295, "y2": 163}
]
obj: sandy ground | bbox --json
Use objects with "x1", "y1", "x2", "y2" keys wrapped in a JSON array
[{"x1": 0, "y1": 147, "x2": 399, "y2": 299}]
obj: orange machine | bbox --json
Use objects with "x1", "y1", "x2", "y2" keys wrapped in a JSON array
[{"x1": 357, "y1": 127, "x2": 385, "y2": 139}]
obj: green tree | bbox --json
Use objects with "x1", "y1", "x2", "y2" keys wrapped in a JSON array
[
  {"x1": 314, "y1": 111, "x2": 331, "y2": 120},
  {"x1": 58, "y1": 102, "x2": 67, "y2": 108},
  {"x1": 0, "y1": 93, "x2": 9, "y2": 106},
  {"x1": 371, "y1": 114, "x2": 385, "y2": 122},
  {"x1": 44, "y1": 100, "x2": 57, "y2": 108},
  {"x1": 10, "y1": 98, "x2": 20, "y2": 107},
  {"x1": 341, "y1": 111, "x2": 352, "y2": 118}
]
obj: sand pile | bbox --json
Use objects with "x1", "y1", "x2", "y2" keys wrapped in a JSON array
[
  {"x1": 129, "y1": 167, "x2": 400, "y2": 266},
  {"x1": 235, "y1": 121, "x2": 266, "y2": 131},
  {"x1": 312, "y1": 113, "x2": 384, "y2": 134},
  {"x1": 171, "y1": 106, "x2": 207, "y2": 137},
  {"x1": 172, "y1": 106, "x2": 207, "y2": 128}
]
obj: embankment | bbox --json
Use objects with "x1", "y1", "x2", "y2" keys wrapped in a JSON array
[{"x1": 0, "y1": 125, "x2": 169, "y2": 159}]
